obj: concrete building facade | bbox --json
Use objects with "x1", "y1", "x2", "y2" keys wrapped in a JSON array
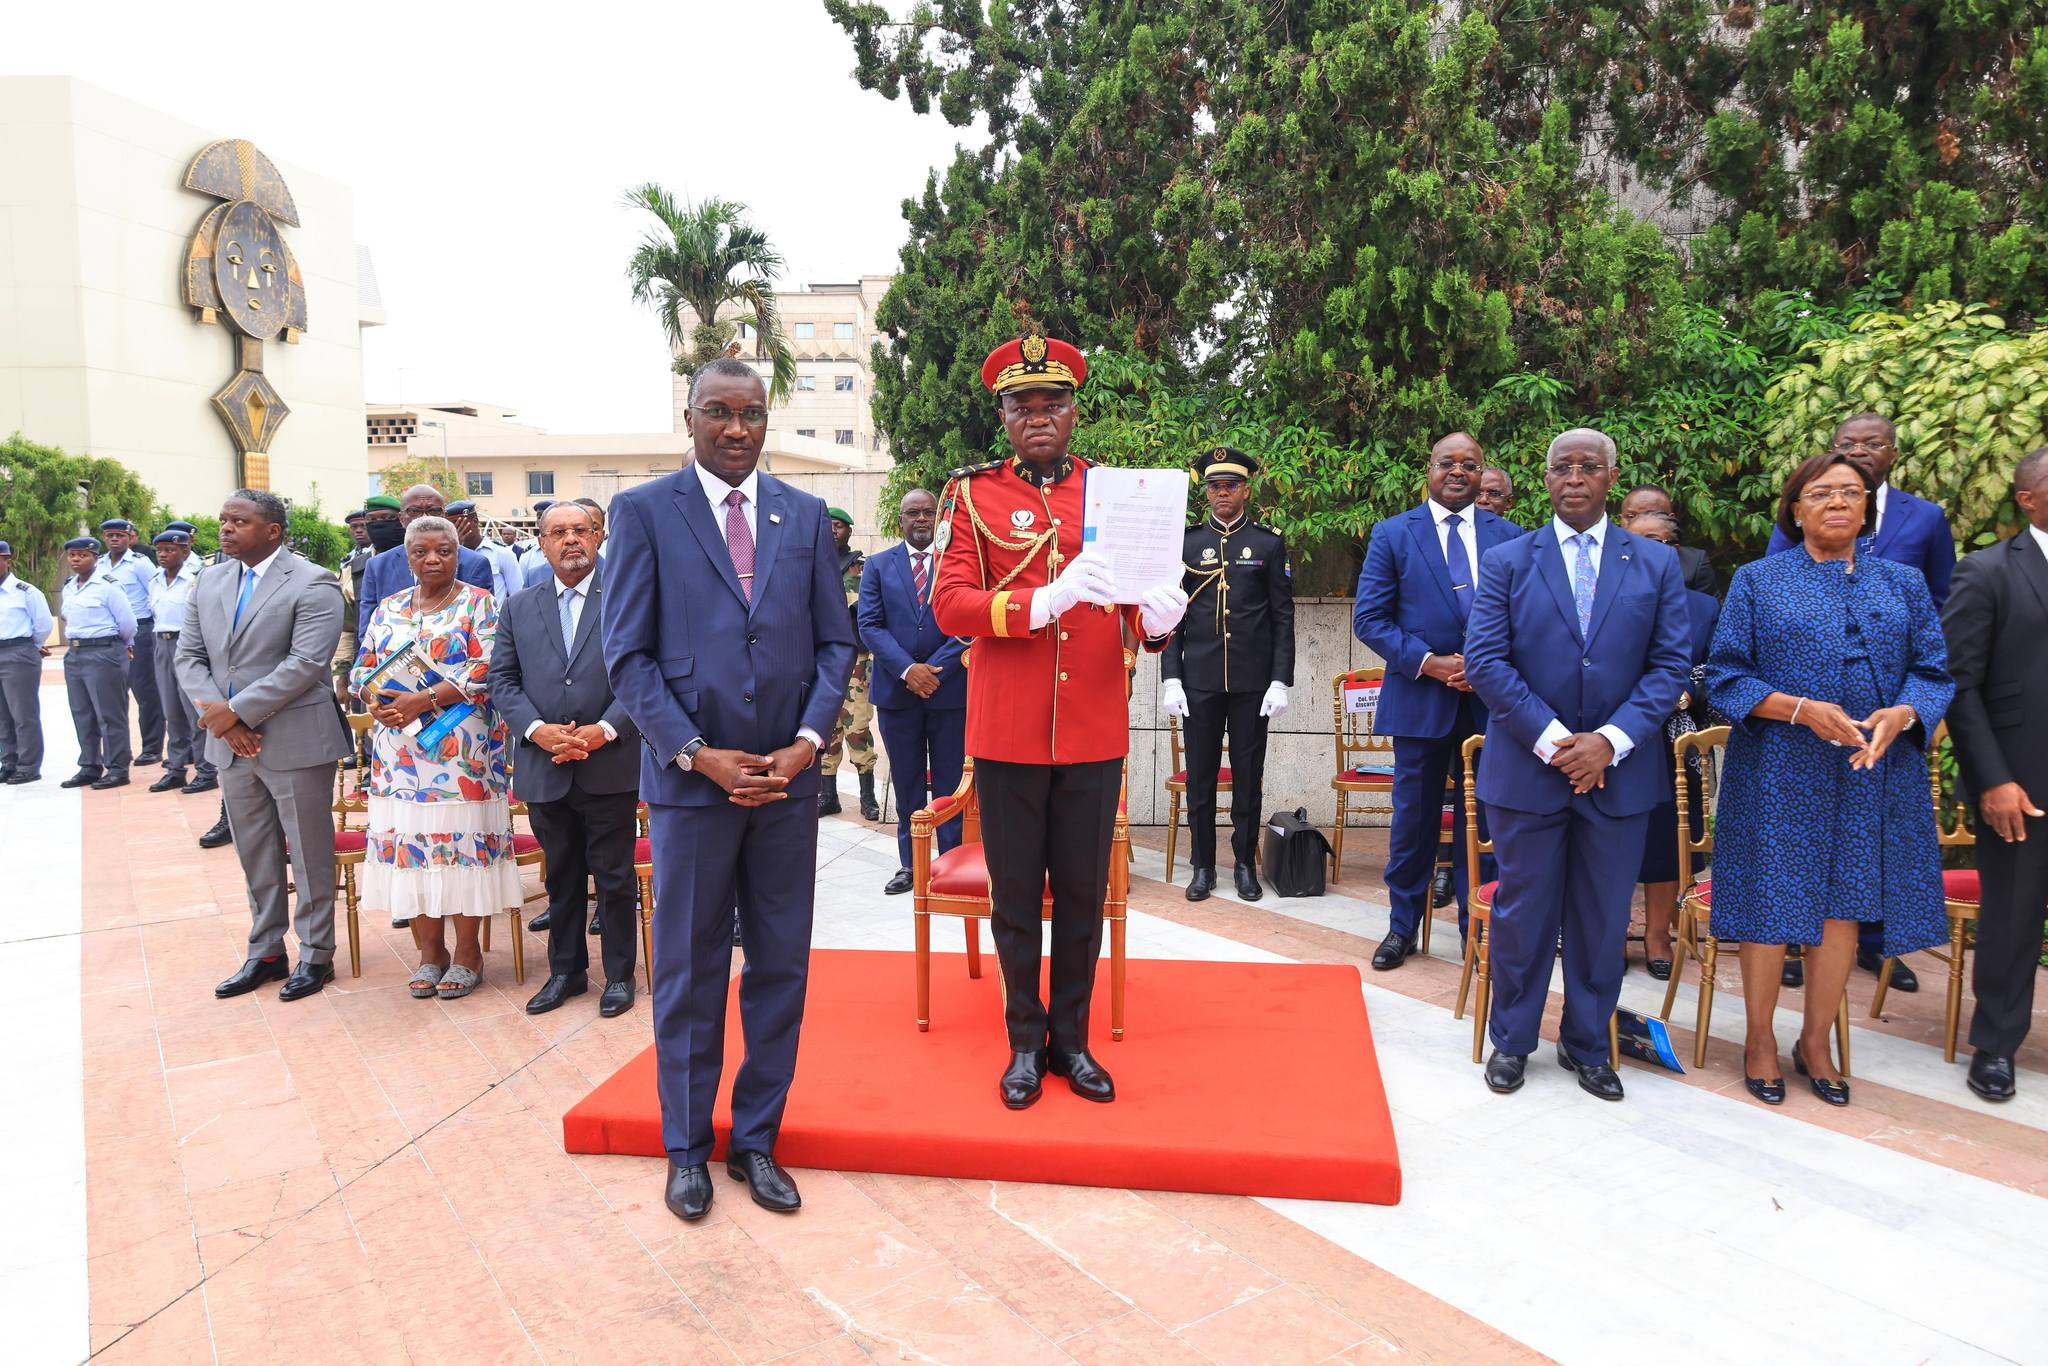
[{"x1": 0, "y1": 77, "x2": 379, "y2": 513}]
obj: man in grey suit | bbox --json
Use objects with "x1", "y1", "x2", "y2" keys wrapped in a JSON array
[
  {"x1": 487, "y1": 501, "x2": 643, "y2": 1017},
  {"x1": 175, "y1": 490, "x2": 352, "y2": 1002}
]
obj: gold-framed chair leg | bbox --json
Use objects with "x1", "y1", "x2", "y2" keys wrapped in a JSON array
[
  {"x1": 1471, "y1": 925, "x2": 1491, "y2": 1064},
  {"x1": 1164, "y1": 790, "x2": 1181, "y2": 882},
  {"x1": 915, "y1": 910, "x2": 931, "y2": 1032},
  {"x1": 1658, "y1": 903, "x2": 1692, "y2": 1021},
  {"x1": 1607, "y1": 1011, "x2": 1621, "y2": 1070},
  {"x1": 638, "y1": 876, "x2": 655, "y2": 995},
  {"x1": 343, "y1": 864, "x2": 361, "y2": 978},
  {"x1": 1110, "y1": 914, "x2": 1127, "y2": 1042},
  {"x1": 1869, "y1": 955, "x2": 1896, "y2": 1019},
  {"x1": 964, "y1": 918, "x2": 982, "y2": 978},
  {"x1": 1837, "y1": 993, "x2": 1852, "y2": 1077},
  {"x1": 1693, "y1": 936, "x2": 1720, "y2": 1070},
  {"x1": 1420, "y1": 889, "x2": 1434, "y2": 958},
  {"x1": 509, "y1": 908, "x2": 524, "y2": 985},
  {"x1": 1945, "y1": 917, "x2": 1967, "y2": 1063},
  {"x1": 1330, "y1": 791, "x2": 1347, "y2": 882},
  {"x1": 1454, "y1": 923, "x2": 1476, "y2": 1019},
  {"x1": 481, "y1": 915, "x2": 491, "y2": 953}
]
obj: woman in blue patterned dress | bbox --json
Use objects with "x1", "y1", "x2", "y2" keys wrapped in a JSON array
[
  {"x1": 351, "y1": 516, "x2": 518, "y2": 1000},
  {"x1": 1705, "y1": 452, "x2": 1952, "y2": 1105}
]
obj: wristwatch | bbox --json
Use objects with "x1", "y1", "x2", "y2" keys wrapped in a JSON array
[{"x1": 674, "y1": 737, "x2": 706, "y2": 772}]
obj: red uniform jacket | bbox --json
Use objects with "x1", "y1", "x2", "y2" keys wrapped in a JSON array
[{"x1": 933, "y1": 454, "x2": 1168, "y2": 765}]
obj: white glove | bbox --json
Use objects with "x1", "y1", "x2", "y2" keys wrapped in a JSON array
[
  {"x1": 1161, "y1": 678, "x2": 1189, "y2": 718},
  {"x1": 1138, "y1": 583, "x2": 1189, "y2": 638},
  {"x1": 1260, "y1": 681, "x2": 1289, "y2": 719},
  {"x1": 1042, "y1": 550, "x2": 1115, "y2": 621}
]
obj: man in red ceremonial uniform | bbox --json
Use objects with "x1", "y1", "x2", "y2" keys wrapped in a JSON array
[{"x1": 933, "y1": 334, "x2": 1189, "y2": 1109}]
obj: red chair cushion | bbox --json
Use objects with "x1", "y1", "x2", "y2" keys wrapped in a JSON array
[
  {"x1": 928, "y1": 844, "x2": 1050, "y2": 899},
  {"x1": 634, "y1": 837, "x2": 653, "y2": 865},
  {"x1": 1943, "y1": 868, "x2": 1981, "y2": 905},
  {"x1": 1339, "y1": 767, "x2": 1396, "y2": 786},
  {"x1": 1688, "y1": 879, "x2": 1712, "y2": 908},
  {"x1": 1472, "y1": 880, "x2": 1498, "y2": 910},
  {"x1": 512, "y1": 833, "x2": 541, "y2": 855},
  {"x1": 1169, "y1": 767, "x2": 1231, "y2": 784},
  {"x1": 333, "y1": 830, "x2": 367, "y2": 853},
  {"x1": 1439, "y1": 809, "x2": 1456, "y2": 832}
]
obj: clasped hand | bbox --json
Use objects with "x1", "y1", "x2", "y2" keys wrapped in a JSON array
[
  {"x1": 903, "y1": 662, "x2": 944, "y2": 699},
  {"x1": 1796, "y1": 700, "x2": 1915, "y2": 770},
  {"x1": 1549, "y1": 732, "x2": 1614, "y2": 794},
  {"x1": 533, "y1": 721, "x2": 612, "y2": 764},
  {"x1": 370, "y1": 683, "x2": 435, "y2": 730},
  {"x1": 1421, "y1": 653, "x2": 1471, "y2": 693},
  {"x1": 196, "y1": 698, "x2": 261, "y2": 757},
  {"x1": 695, "y1": 739, "x2": 816, "y2": 807}
]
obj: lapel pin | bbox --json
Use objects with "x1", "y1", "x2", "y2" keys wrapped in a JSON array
[{"x1": 768, "y1": 513, "x2": 782, "y2": 525}]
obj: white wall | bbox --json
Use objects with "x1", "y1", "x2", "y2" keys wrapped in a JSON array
[{"x1": 0, "y1": 77, "x2": 367, "y2": 517}]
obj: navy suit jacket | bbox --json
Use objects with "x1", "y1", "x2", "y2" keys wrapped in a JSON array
[
  {"x1": 485, "y1": 568, "x2": 642, "y2": 803},
  {"x1": 1465, "y1": 521, "x2": 1692, "y2": 817},
  {"x1": 1766, "y1": 483, "x2": 1956, "y2": 607},
  {"x1": 358, "y1": 542, "x2": 493, "y2": 632},
  {"x1": 602, "y1": 464, "x2": 856, "y2": 807},
  {"x1": 1352, "y1": 503, "x2": 1522, "y2": 738},
  {"x1": 856, "y1": 542, "x2": 966, "y2": 711}
]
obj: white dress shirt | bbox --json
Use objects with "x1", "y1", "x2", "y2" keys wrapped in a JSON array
[
  {"x1": 1533, "y1": 516, "x2": 1634, "y2": 768},
  {"x1": 0, "y1": 573, "x2": 54, "y2": 645},
  {"x1": 147, "y1": 563, "x2": 199, "y2": 633},
  {"x1": 522, "y1": 574, "x2": 618, "y2": 743},
  {"x1": 1873, "y1": 482, "x2": 1890, "y2": 538}
]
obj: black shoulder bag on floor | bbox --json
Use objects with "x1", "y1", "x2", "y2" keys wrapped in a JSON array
[{"x1": 1260, "y1": 808, "x2": 1332, "y2": 898}]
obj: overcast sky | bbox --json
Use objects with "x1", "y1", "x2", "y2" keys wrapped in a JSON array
[{"x1": 10, "y1": 0, "x2": 978, "y2": 433}]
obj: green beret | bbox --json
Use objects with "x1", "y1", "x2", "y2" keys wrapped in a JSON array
[
  {"x1": 364, "y1": 494, "x2": 402, "y2": 512},
  {"x1": 827, "y1": 506, "x2": 854, "y2": 525}
]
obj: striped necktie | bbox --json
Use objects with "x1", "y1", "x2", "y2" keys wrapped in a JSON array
[{"x1": 912, "y1": 551, "x2": 930, "y2": 612}]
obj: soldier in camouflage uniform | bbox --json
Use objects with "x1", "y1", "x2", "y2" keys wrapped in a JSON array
[{"x1": 819, "y1": 507, "x2": 882, "y2": 819}]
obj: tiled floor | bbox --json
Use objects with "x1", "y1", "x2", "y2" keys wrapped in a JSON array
[{"x1": 8, "y1": 670, "x2": 2048, "y2": 1364}]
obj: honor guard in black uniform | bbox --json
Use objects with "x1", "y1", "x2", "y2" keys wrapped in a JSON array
[{"x1": 1160, "y1": 447, "x2": 1296, "y2": 902}]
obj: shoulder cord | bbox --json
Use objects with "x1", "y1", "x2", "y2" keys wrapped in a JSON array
[
  {"x1": 1183, "y1": 562, "x2": 1228, "y2": 634},
  {"x1": 957, "y1": 477, "x2": 1061, "y2": 591}
]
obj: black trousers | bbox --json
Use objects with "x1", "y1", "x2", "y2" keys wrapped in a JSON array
[
  {"x1": 1967, "y1": 816, "x2": 2048, "y2": 1056},
  {"x1": 976, "y1": 756, "x2": 1122, "y2": 1052},
  {"x1": 1185, "y1": 688, "x2": 1267, "y2": 869},
  {"x1": 525, "y1": 789, "x2": 640, "y2": 983}
]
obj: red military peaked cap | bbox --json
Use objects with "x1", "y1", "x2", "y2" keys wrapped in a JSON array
[{"x1": 981, "y1": 334, "x2": 1087, "y2": 394}]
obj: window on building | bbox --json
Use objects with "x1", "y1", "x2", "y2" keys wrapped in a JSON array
[
  {"x1": 793, "y1": 322, "x2": 815, "y2": 339},
  {"x1": 527, "y1": 471, "x2": 555, "y2": 496},
  {"x1": 833, "y1": 322, "x2": 854, "y2": 339},
  {"x1": 835, "y1": 429, "x2": 855, "y2": 446},
  {"x1": 465, "y1": 472, "x2": 493, "y2": 497},
  {"x1": 796, "y1": 375, "x2": 816, "y2": 391},
  {"x1": 834, "y1": 375, "x2": 855, "y2": 393},
  {"x1": 737, "y1": 321, "x2": 754, "y2": 339},
  {"x1": 796, "y1": 428, "x2": 816, "y2": 438}
]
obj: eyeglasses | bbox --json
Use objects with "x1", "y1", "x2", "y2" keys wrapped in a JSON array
[
  {"x1": 1205, "y1": 477, "x2": 1247, "y2": 489},
  {"x1": 692, "y1": 403, "x2": 770, "y2": 428},
  {"x1": 1830, "y1": 438, "x2": 1893, "y2": 453},
  {"x1": 1430, "y1": 459, "x2": 1482, "y2": 474},
  {"x1": 1797, "y1": 486, "x2": 1869, "y2": 507},
  {"x1": 1546, "y1": 462, "x2": 1609, "y2": 480}
]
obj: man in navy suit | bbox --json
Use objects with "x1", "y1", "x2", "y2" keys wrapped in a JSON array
[
  {"x1": 357, "y1": 484, "x2": 494, "y2": 631},
  {"x1": 1766, "y1": 412, "x2": 1958, "y2": 991},
  {"x1": 857, "y1": 488, "x2": 968, "y2": 895},
  {"x1": 1464, "y1": 428, "x2": 1691, "y2": 1101},
  {"x1": 1352, "y1": 432, "x2": 1521, "y2": 969},
  {"x1": 604, "y1": 359, "x2": 855, "y2": 1224}
]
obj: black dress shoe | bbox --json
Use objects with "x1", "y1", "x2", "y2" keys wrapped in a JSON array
[
  {"x1": 525, "y1": 909, "x2": 553, "y2": 934},
  {"x1": 1234, "y1": 865, "x2": 1263, "y2": 901},
  {"x1": 182, "y1": 773, "x2": 219, "y2": 794},
  {"x1": 216, "y1": 956, "x2": 288, "y2": 998},
  {"x1": 1792, "y1": 1041, "x2": 1851, "y2": 1106},
  {"x1": 136, "y1": 751, "x2": 161, "y2": 766},
  {"x1": 0, "y1": 767, "x2": 13, "y2": 784},
  {"x1": 1000, "y1": 1048, "x2": 1048, "y2": 1109},
  {"x1": 817, "y1": 787, "x2": 842, "y2": 816},
  {"x1": 198, "y1": 816, "x2": 234, "y2": 848},
  {"x1": 665, "y1": 1162, "x2": 713, "y2": 1221},
  {"x1": 90, "y1": 771, "x2": 130, "y2": 790},
  {"x1": 1858, "y1": 947, "x2": 1918, "y2": 992},
  {"x1": 525, "y1": 971, "x2": 587, "y2": 1014},
  {"x1": 1371, "y1": 931, "x2": 1416, "y2": 971},
  {"x1": 1048, "y1": 1048, "x2": 1115, "y2": 1102},
  {"x1": 1647, "y1": 958, "x2": 1673, "y2": 982},
  {"x1": 1557, "y1": 1041, "x2": 1625, "y2": 1101},
  {"x1": 1782, "y1": 955, "x2": 1804, "y2": 988},
  {"x1": 6, "y1": 771, "x2": 40, "y2": 785},
  {"x1": 1430, "y1": 865, "x2": 1456, "y2": 909},
  {"x1": 1185, "y1": 868, "x2": 1215, "y2": 902},
  {"x1": 599, "y1": 980, "x2": 635, "y2": 1017},
  {"x1": 726, "y1": 1149, "x2": 802, "y2": 1212},
  {"x1": 1967, "y1": 1051, "x2": 2016, "y2": 1103},
  {"x1": 279, "y1": 959, "x2": 335, "y2": 1002},
  {"x1": 1484, "y1": 1049, "x2": 1528, "y2": 1094},
  {"x1": 1744, "y1": 1074, "x2": 1787, "y2": 1105},
  {"x1": 589, "y1": 914, "x2": 603, "y2": 936},
  {"x1": 884, "y1": 868, "x2": 914, "y2": 896},
  {"x1": 60, "y1": 769, "x2": 103, "y2": 789},
  {"x1": 148, "y1": 769, "x2": 188, "y2": 793}
]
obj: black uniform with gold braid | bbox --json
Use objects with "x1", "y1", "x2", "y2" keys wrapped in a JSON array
[{"x1": 1161, "y1": 448, "x2": 1295, "y2": 886}]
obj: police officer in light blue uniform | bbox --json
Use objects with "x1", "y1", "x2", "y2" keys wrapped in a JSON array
[
  {"x1": 60, "y1": 536, "x2": 138, "y2": 788},
  {"x1": 145, "y1": 528, "x2": 217, "y2": 795},
  {"x1": 98, "y1": 517, "x2": 165, "y2": 764},
  {"x1": 0, "y1": 540, "x2": 54, "y2": 784}
]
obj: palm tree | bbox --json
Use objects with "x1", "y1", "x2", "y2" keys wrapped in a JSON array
[{"x1": 623, "y1": 183, "x2": 797, "y2": 402}]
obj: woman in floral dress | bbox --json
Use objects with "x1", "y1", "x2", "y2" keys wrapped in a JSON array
[{"x1": 351, "y1": 515, "x2": 519, "y2": 999}]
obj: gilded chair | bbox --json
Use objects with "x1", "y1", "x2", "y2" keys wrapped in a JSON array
[
  {"x1": 1869, "y1": 722, "x2": 1978, "y2": 1059},
  {"x1": 1456, "y1": 733, "x2": 1620, "y2": 1068},
  {"x1": 634, "y1": 803, "x2": 656, "y2": 994},
  {"x1": 909, "y1": 756, "x2": 1131, "y2": 1039},
  {"x1": 481, "y1": 797, "x2": 540, "y2": 985},
  {"x1": 1161, "y1": 714, "x2": 1232, "y2": 883},
  {"x1": 1657, "y1": 727, "x2": 1852, "y2": 1073},
  {"x1": 1328, "y1": 668, "x2": 1397, "y2": 882},
  {"x1": 334, "y1": 714, "x2": 374, "y2": 977}
]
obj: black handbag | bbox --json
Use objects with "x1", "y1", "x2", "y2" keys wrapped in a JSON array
[{"x1": 1260, "y1": 807, "x2": 1333, "y2": 898}]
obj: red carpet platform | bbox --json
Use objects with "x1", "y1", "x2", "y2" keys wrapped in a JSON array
[{"x1": 564, "y1": 949, "x2": 1401, "y2": 1204}]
